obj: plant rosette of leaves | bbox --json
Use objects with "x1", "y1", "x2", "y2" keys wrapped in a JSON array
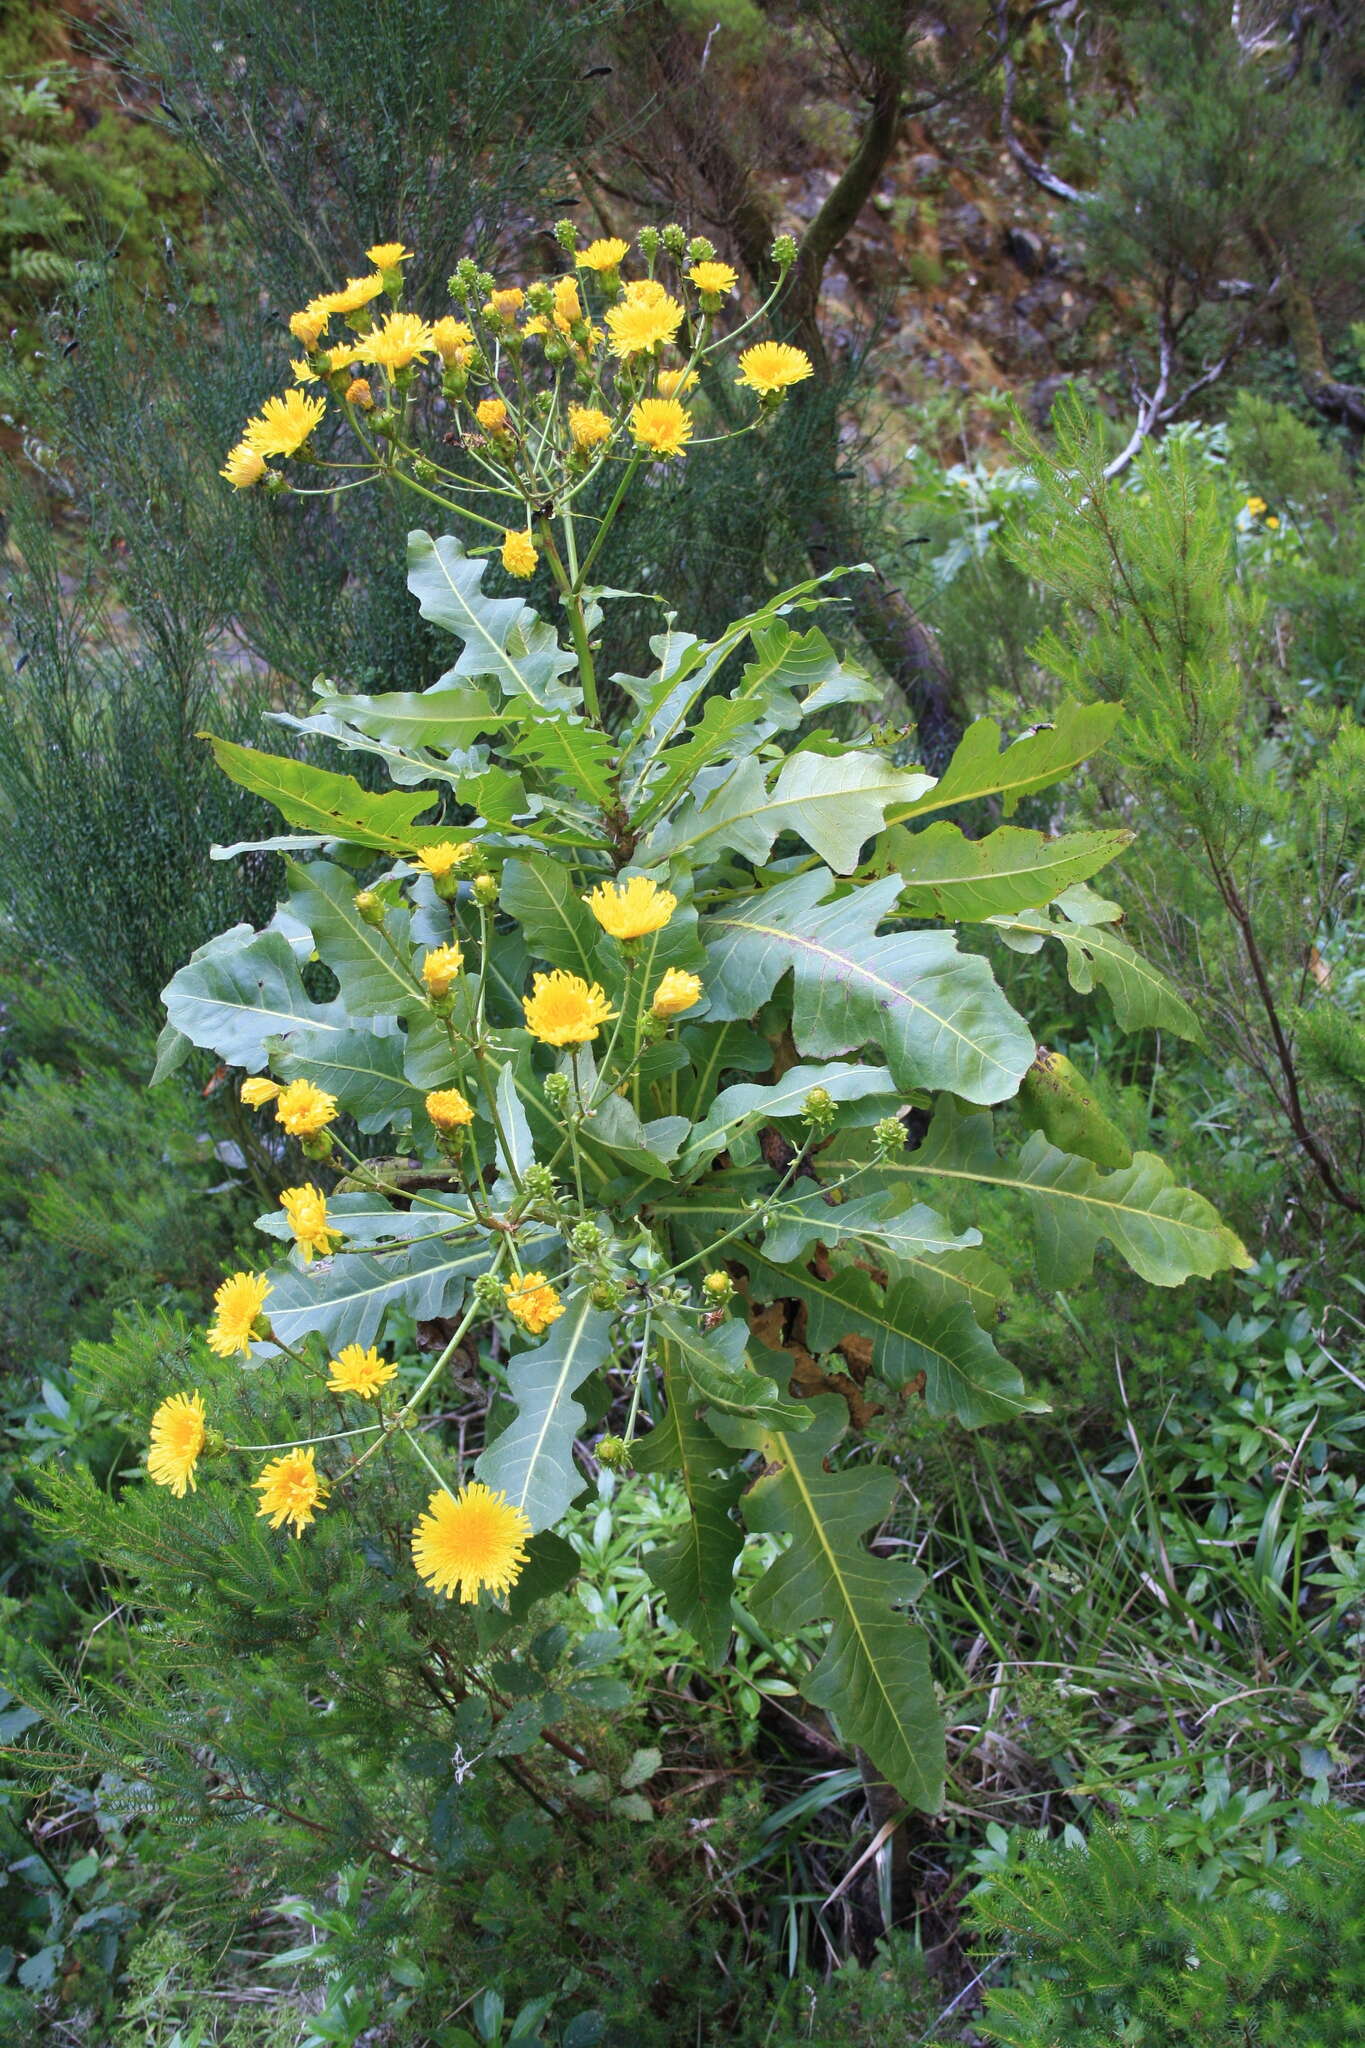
[{"x1": 152, "y1": 227, "x2": 1250, "y2": 1817}]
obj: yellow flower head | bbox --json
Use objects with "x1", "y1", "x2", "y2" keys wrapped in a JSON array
[
  {"x1": 241, "y1": 1075, "x2": 281, "y2": 1108},
  {"x1": 313, "y1": 273, "x2": 386, "y2": 316},
  {"x1": 254, "y1": 1446, "x2": 327, "y2": 1535},
  {"x1": 147, "y1": 1390, "x2": 206, "y2": 1497},
  {"x1": 414, "y1": 839, "x2": 475, "y2": 879},
  {"x1": 651, "y1": 967, "x2": 703, "y2": 1018},
  {"x1": 476, "y1": 396, "x2": 510, "y2": 433},
  {"x1": 364, "y1": 311, "x2": 436, "y2": 370},
  {"x1": 274, "y1": 1078, "x2": 338, "y2": 1137},
  {"x1": 606, "y1": 290, "x2": 684, "y2": 357},
  {"x1": 503, "y1": 1270, "x2": 566, "y2": 1336},
  {"x1": 1244, "y1": 495, "x2": 1268, "y2": 516},
  {"x1": 279, "y1": 1183, "x2": 341, "y2": 1263},
  {"x1": 486, "y1": 287, "x2": 526, "y2": 319},
  {"x1": 220, "y1": 441, "x2": 267, "y2": 490},
  {"x1": 290, "y1": 356, "x2": 320, "y2": 384},
  {"x1": 411, "y1": 1481, "x2": 531, "y2": 1603},
  {"x1": 345, "y1": 377, "x2": 375, "y2": 409},
  {"x1": 207, "y1": 1271, "x2": 271, "y2": 1358},
  {"x1": 624, "y1": 277, "x2": 669, "y2": 306},
  {"x1": 367, "y1": 241, "x2": 413, "y2": 269},
  {"x1": 1266, "y1": 514, "x2": 1280, "y2": 529},
  {"x1": 688, "y1": 260, "x2": 738, "y2": 297},
  {"x1": 432, "y1": 316, "x2": 475, "y2": 365},
  {"x1": 326, "y1": 1343, "x2": 397, "y2": 1398},
  {"x1": 656, "y1": 367, "x2": 697, "y2": 400},
  {"x1": 552, "y1": 275, "x2": 582, "y2": 330},
  {"x1": 577, "y1": 237, "x2": 630, "y2": 273},
  {"x1": 323, "y1": 343, "x2": 362, "y2": 375},
  {"x1": 422, "y1": 942, "x2": 465, "y2": 998},
  {"x1": 585, "y1": 873, "x2": 677, "y2": 939},
  {"x1": 567, "y1": 404, "x2": 611, "y2": 452},
  {"x1": 426, "y1": 1086, "x2": 475, "y2": 1130},
  {"x1": 629, "y1": 396, "x2": 693, "y2": 459},
  {"x1": 736, "y1": 340, "x2": 813, "y2": 394},
  {"x1": 243, "y1": 389, "x2": 327, "y2": 458},
  {"x1": 501, "y1": 527, "x2": 538, "y2": 578},
  {"x1": 523, "y1": 970, "x2": 617, "y2": 1046},
  {"x1": 289, "y1": 306, "x2": 328, "y2": 350}
]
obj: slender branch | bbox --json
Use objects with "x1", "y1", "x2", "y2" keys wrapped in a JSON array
[{"x1": 997, "y1": 0, "x2": 1085, "y2": 203}]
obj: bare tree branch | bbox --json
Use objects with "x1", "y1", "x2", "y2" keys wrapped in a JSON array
[{"x1": 997, "y1": 0, "x2": 1085, "y2": 202}]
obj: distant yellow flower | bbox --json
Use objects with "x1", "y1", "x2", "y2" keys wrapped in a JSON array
[
  {"x1": 577, "y1": 237, "x2": 630, "y2": 272},
  {"x1": 736, "y1": 341, "x2": 813, "y2": 394},
  {"x1": 274, "y1": 1078, "x2": 338, "y2": 1137},
  {"x1": 426, "y1": 1087, "x2": 475, "y2": 1130},
  {"x1": 220, "y1": 441, "x2": 267, "y2": 489},
  {"x1": 411, "y1": 1481, "x2": 531, "y2": 1602},
  {"x1": 1266, "y1": 514, "x2": 1280, "y2": 529},
  {"x1": 344, "y1": 377, "x2": 375, "y2": 409},
  {"x1": 326, "y1": 1343, "x2": 397, "y2": 1398},
  {"x1": 279, "y1": 1184, "x2": 341, "y2": 1263},
  {"x1": 413, "y1": 840, "x2": 474, "y2": 879},
  {"x1": 606, "y1": 290, "x2": 683, "y2": 357},
  {"x1": 523, "y1": 970, "x2": 617, "y2": 1046},
  {"x1": 651, "y1": 967, "x2": 703, "y2": 1018},
  {"x1": 207, "y1": 1272, "x2": 271, "y2": 1359},
  {"x1": 503, "y1": 1269, "x2": 566, "y2": 1336},
  {"x1": 655, "y1": 367, "x2": 697, "y2": 400},
  {"x1": 568, "y1": 404, "x2": 611, "y2": 452},
  {"x1": 501, "y1": 527, "x2": 537, "y2": 578},
  {"x1": 552, "y1": 275, "x2": 582, "y2": 330},
  {"x1": 431, "y1": 317, "x2": 474, "y2": 365},
  {"x1": 241, "y1": 1076, "x2": 281, "y2": 1108},
  {"x1": 476, "y1": 396, "x2": 509, "y2": 433},
  {"x1": 1244, "y1": 495, "x2": 1267, "y2": 516},
  {"x1": 688, "y1": 260, "x2": 737, "y2": 296},
  {"x1": 486, "y1": 287, "x2": 525, "y2": 319},
  {"x1": 422, "y1": 943, "x2": 465, "y2": 998},
  {"x1": 147, "y1": 1390, "x2": 206, "y2": 1497},
  {"x1": 629, "y1": 396, "x2": 693, "y2": 458},
  {"x1": 366, "y1": 241, "x2": 413, "y2": 269},
  {"x1": 289, "y1": 307, "x2": 328, "y2": 350},
  {"x1": 364, "y1": 311, "x2": 436, "y2": 370},
  {"x1": 243, "y1": 389, "x2": 327, "y2": 458},
  {"x1": 313, "y1": 273, "x2": 385, "y2": 316},
  {"x1": 254, "y1": 1446, "x2": 327, "y2": 1535},
  {"x1": 585, "y1": 873, "x2": 677, "y2": 939}
]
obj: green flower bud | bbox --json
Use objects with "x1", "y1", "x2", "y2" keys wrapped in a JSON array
[
  {"x1": 529, "y1": 280, "x2": 555, "y2": 314},
  {"x1": 472, "y1": 871, "x2": 499, "y2": 907},
  {"x1": 300, "y1": 1130, "x2": 334, "y2": 1161},
  {"x1": 595, "y1": 1433, "x2": 633, "y2": 1470},
  {"x1": 590, "y1": 1279, "x2": 625, "y2": 1310},
  {"x1": 261, "y1": 469, "x2": 289, "y2": 496},
  {"x1": 570, "y1": 1220, "x2": 605, "y2": 1258},
  {"x1": 410, "y1": 456, "x2": 439, "y2": 484},
  {"x1": 543, "y1": 1071, "x2": 571, "y2": 1111},
  {"x1": 473, "y1": 1271, "x2": 506, "y2": 1309},
  {"x1": 872, "y1": 1115, "x2": 907, "y2": 1159},
  {"x1": 771, "y1": 233, "x2": 798, "y2": 268},
  {"x1": 554, "y1": 218, "x2": 580, "y2": 254},
  {"x1": 638, "y1": 225, "x2": 661, "y2": 260},
  {"x1": 353, "y1": 889, "x2": 385, "y2": 927},
  {"x1": 523, "y1": 1163, "x2": 556, "y2": 1202},
  {"x1": 802, "y1": 1086, "x2": 836, "y2": 1130},
  {"x1": 701, "y1": 1269, "x2": 733, "y2": 1301},
  {"x1": 687, "y1": 234, "x2": 717, "y2": 263},
  {"x1": 661, "y1": 222, "x2": 687, "y2": 258}
]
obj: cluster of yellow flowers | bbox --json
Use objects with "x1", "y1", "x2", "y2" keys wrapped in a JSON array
[
  {"x1": 150, "y1": 858, "x2": 713, "y2": 1602},
  {"x1": 147, "y1": 1381, "x2": 530, "y2": 1598},
  {"x1": 218, "y1": 227, "x2": 814, "y2": 582}
]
